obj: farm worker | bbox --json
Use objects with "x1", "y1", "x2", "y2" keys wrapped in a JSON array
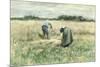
[
  {"x1": 42, "y1": 20, "x2": 52, "y2": 39},
  {"x1": 60, "y1": 27, "x2": 73, "y2": 47}
]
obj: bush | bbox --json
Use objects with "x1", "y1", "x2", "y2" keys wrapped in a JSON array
[{"x1": 57, "y1": 15, "x2": 88, "y2": 21}]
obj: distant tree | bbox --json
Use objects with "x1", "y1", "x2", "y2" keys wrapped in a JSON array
[
  {"x1": 23, "y1": 15, "x2": 40, "y2": 20},
  {"x1": 57, "y1": 15, "x2": 91, "y2": 21}
]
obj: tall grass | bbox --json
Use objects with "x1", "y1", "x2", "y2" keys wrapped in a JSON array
[{"x1": 11, "y1": 20, "x2": 95, "y2": 66}]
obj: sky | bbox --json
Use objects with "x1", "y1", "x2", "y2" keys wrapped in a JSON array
[{"x1": 11, "y1": 0, "x2": 96, "y2": 19}]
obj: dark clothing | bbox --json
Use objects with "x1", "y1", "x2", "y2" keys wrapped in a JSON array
[
  {"x1": 60, "y1": 28, "x2": 64, "y2": 33},
  {"x1": 42, "y1": 21, "x2": 52, "y2": 39},
  {"x1": 42, "y1": 25, "x2": 48, "y2": 34},
  {"x1": 61, "y1": 27, "x2": 73, "y2": 47},
  {"x1": 42, "y1": 25, "x2": 49, "y2": 39}
]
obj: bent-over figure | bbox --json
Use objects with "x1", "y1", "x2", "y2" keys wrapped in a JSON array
[
  {"x1": 60, "y1": 27, "x2": 73, "y2": 47},
  {"x1": 42, "y1": 20, "x2": 52, "y2": 39}
]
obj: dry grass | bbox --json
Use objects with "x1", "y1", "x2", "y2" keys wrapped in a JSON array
[{"x1": 11, "y1": 20, "x2": 95, "y2": 66}]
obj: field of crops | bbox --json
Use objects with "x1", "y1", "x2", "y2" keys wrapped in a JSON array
[{"x1": 11, "y1": 20, "x2": 95, "y2": 66}]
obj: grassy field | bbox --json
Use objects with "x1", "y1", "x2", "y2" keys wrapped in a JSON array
[{"x1": 11, "y1": 20, "x2": 95, "y2": 66}]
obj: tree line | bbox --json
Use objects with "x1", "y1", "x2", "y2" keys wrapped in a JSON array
[{"x1": 11, "y1": 15, "x2": 95, "y2": 22}]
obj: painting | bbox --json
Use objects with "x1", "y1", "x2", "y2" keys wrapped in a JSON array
[{"x1": 10, "y1": 0, "x2": 96, "y2": 66}]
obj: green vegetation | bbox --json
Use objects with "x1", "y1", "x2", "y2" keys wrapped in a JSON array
[
  {"x1": 11, "y1": 20, "x2": 95, "y2": 66},
  {"x1": 11, "y1": 15, "x2": 95, "y2": 22},
  {"x1": 57, "y1": 15, "x2": 94, "y2": 21}
]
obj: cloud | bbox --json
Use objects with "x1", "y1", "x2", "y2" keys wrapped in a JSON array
[{"x1": 11, "y1": 0, "x2": 96, "y2": 19}]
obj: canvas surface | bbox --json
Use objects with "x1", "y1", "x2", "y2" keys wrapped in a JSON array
[{"x1": 10, "y1": 0, "x2": 96, "y2": 66}]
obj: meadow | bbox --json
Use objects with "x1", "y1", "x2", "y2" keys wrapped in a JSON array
[{"x1": 11, "y1": 20, "x2": 95, "y2": 66}]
